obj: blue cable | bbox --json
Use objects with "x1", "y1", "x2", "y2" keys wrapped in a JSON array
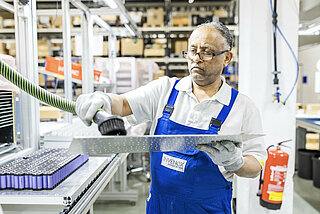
[{"x1": 269, "y1": 0, "x2": 300, "y2": 104}]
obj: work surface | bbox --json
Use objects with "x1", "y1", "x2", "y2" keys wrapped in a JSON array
[
  {"x1": 0, "y1": 155, "x2": 115, "y2": 205},
  {"x1": 296, "y1": 117, "x2": 320, "y2": 133}
]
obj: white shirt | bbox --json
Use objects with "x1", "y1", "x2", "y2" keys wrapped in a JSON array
[{"x1": 124, "y1": 75, "x2": 266, "y2": 181}]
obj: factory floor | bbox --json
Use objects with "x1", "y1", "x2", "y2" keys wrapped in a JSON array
[
  {"x1": 93, "y1": 173, "x2": 150, "y2": 214},
  {"x1": 293, "y1": 172, "x2": 320, "y2": 214},
  {"x1": 93, "y1": 172, "x2": 320, "y2": 214}
]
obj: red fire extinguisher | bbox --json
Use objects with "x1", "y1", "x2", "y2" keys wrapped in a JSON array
[{"x1": 257, "y1": 140, "x2": 291, "y2": 210}]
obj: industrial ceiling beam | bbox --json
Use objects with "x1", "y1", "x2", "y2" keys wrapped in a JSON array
[{"x1": 0, "y1": 0, "x2": 14, "y2": 13}]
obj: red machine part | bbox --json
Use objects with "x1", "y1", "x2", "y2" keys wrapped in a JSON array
[{"x1": 259, "y1": 146, "x2": 289, "y2": 210}]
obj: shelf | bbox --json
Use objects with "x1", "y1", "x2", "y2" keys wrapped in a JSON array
[
  {"x1": 0, "y1": 29, "x2": 14, "y2": 33},
  {"x1": 0, "y1": 25, "x2": 239, "y2": 35},
  {"x1": 147, "y1": 57, "x2": 187, "y2": 64},
  {"x1": 160, "y1": 65, "x2": 188, "y2": 70}
]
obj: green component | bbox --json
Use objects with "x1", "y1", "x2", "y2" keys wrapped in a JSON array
[{"x1": 0, "y1": 59, "x2": 76, "y2": 114}]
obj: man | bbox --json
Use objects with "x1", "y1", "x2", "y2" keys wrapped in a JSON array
[{"x1": 76, "y1": 21, "x2": 266, "y2": 214}]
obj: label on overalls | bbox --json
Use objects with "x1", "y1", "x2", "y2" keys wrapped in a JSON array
[{"x1": 161, "y1": 154, "x2": 187, "y2": 173}]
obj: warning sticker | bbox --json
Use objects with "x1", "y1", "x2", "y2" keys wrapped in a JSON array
[{"x1": 269, "y1": 192, "x2": 283, "y2": 202}]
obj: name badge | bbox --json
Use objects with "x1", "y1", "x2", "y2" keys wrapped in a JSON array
[{"x1": 161, "y1": 154, "x2": 187, "y2": 173}]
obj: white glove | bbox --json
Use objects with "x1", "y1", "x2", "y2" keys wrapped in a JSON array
[
  {"x1": 196, "y1": 141, "x2": 244, "y2": 171},
  {"x1": 75, "y1": 91, "x2": 112, "y2": 126}
]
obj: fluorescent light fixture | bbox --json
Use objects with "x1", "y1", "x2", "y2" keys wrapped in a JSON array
[
  {"x1": 103, "y1": 0, "x2": 118, "y2": 9},
  {"x1": 124, "y1": 23, "x2": 135, "y2": 36},
  {"x1": 305, "y1": 24, "x2": 320, "y2": 34},
  {"x1": 188, "y1": 0, "x2": 195, "y2": 3}
]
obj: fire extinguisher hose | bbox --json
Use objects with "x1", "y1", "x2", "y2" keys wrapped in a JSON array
[{"x1": 0, "y1": 59, "x2": 76, "y2": 114}]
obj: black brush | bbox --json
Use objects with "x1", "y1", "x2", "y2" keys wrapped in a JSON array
[{"x1": 93, "y1": 111, "x2": 127, "y2": 136}]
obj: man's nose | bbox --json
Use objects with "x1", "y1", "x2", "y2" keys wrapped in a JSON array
[{"x1": 193, "y1": 52, "x2": 203, "y2": 63}]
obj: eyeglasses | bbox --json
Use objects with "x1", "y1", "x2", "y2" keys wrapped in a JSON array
[{"x1": 182, "y1": 50, "x2": 229, "y2": 61}]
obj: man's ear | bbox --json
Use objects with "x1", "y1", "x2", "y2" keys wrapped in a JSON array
[{"x1": 224, "y1": 51, "x2": 233, "y2": 67}]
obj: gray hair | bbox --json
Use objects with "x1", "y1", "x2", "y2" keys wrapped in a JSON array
[{"x1": 196, "y1": 21, "x2": 234, "y2": 51}]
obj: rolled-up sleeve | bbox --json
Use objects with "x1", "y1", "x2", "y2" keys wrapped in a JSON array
[
  {"x1": 123, "y1": 76, "x2": 169, "y2": 124},
  {"x1": 241, "y1": 101, "x2": 267, "y2": 168}
]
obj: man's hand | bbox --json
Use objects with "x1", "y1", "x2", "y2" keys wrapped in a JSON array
[
  {"x1": 75, "y1": 91, "x2": 112, "y2": 126},
  {"x1": 196, "y1": 141, "x2": 244, "y2": 171}
]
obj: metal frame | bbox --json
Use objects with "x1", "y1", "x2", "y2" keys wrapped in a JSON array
[
  {"x1": 108, "y1": 34, "x2": 118, "y2": 93},
  {"x1": 0, "y1": 0, "x2": 14, "y2": 13},
  {"x1": 98, "y1": 154, "x2": 138, "y2": 205},
  {"x1": 69, "y1": 0, "x2": 117, "y2": 95},
  {"x1": 14, "y1": 0, "x2": 39, "y2": 151},
  {"x1": 81, "y1": 12, "x2": 94, "y2": 94},
  {"x1": 62, "y1": 0, "x2": 73, "y2": 123}
]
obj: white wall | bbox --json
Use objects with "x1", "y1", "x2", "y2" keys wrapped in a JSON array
[
  {"x1": 297, "y1": 45, "x2": 320, "y2": 104},
  {"x1": 237, "y1": 0, "x2": 299, "y2": 214}
]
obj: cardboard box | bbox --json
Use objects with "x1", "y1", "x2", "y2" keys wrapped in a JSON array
[
  {"x1": 213, "y1": 8, "x2": 228, "y2": 18},
  {"x1": 227, "y1": 74, "x2": 238, "y2": 82},
  {"x1": 146, "y1": 8, "x2": 164, "y2": 27},
  {"x1": 0, "y1": 43, "x2": 7, "y2": 54},
  {"x1": 38, "y1": 39, "x2": 49, "y2": 57},
  {"x1": 144, "y1": 48, "x2": 165, "y2": 57},
  {"x1": 102, "y1": 40, "x2": 120, "y2": 56},
  {"x1": 305, "y1": 104, "x2": 320, "y2": 115},
  {"x1": 103, "y1": 41, "x2": 108, "y2": 56},
  {"x1": 8, "y1": 42, "x2": 15, "y2": 56},
  {"x1": 38, "y1": 16, "x2": 51, "y2": 28},
  {"x1": 50, "y1": 16, "x2": 63, "y2": 28},
  {"x1": 100, "y1": 15, "x2": 118, "y2": 24},
  {"x1": 121, "y1": 38, "x2": 144, "y2": 56},
  {"x1": 0, "y1": 17, "x2": 3, "y2": 29},
  {"x1": 3, "y1": 19, "x2": 14, "y2": 28},
  {"x1": 128, "y1": 11, "x2": 143, "y2": 26},
  {"x1": 40, "y1": 106, "x2": 64, "y2": 120},
  {"x1": 155, "y1": 38, "x2": 167, "y2": 44},
  {"x1": 153, "y1": 70, "x2": 165, "y2": 80},
  {"x1": 174, "y1": 40, "x2": 188, "y2": 55},
  {"x1": 172, "y1": 12, "x2": 189, "y2": 26},
  {"x1": 39, "y1": 73, "x2": 45, "y2": 87},
  {"x1": 306, "y1": 133, "x2": 319, "y2": 150}
]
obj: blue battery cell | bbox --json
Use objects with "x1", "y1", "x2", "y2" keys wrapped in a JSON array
[
  {"x1": 42, "y1": 175, "x2": 47, "y2": 189},
  {"x1": 18, "y1": 175, "x2": 24, "y2": 189},
  {"x1": 0, "y1": 174, "x2": 6, "y2": 189},
  {"x1": 36, "y1": 175, "x2": 42, "y2": 190},
  {"x1": 0, "y1": 149, "x2": 88, "y2": 190},
  {"x1": 6, "y1": 175, "x2": 11, "y2": 188},
  {"x1": 14, "y1": 174, "x2": 19, "y2": 189}
]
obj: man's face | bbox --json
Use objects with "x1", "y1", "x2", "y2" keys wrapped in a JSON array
[{"x1": 187, "y1": 26, "x2": 231, "y2": 87}]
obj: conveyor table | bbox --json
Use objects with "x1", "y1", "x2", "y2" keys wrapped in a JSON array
[{"x1": 0, "y1": 154, "x2": 125, "y2": 214}]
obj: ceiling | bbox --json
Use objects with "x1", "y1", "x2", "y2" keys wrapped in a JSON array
[{"x1": 299, "y1": 0, "x2": 320, "y2": 48}]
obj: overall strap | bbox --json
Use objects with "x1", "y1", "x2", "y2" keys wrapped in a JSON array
[
  {"x1": 163, "y1": 79, "x2": 180, "y2": 118},
  {"x1": 209, "y1": 88, "x2": 239, "y2": 131}
]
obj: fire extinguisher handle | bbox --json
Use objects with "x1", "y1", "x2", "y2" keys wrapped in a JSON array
[{"x1": 257, "y1": 170, "x2": 263, "y2": 197}]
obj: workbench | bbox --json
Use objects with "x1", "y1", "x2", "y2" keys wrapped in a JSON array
[
  {"x1": 296, "y1": 115, "x2": 320, "y2": 169},
  {"x1": 0, "y1": 154, "x2": 128, "y2": 214}
]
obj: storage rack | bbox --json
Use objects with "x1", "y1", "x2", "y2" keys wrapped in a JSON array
[{"x1": 0, "y1": 0, "x2": 239, "y2": 87}]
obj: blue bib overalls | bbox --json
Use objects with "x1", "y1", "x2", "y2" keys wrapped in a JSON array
[{"x1": 146, "y1": 80, "x2": 239, "y2": 214}]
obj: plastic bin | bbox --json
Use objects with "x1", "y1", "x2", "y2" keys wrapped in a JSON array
[
  {"x1": 298, "y1": 149, "x2": 320, "y2": 179},
  {"x1": 312, "y1": 154, "x2": 320, "y2": 188}
]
